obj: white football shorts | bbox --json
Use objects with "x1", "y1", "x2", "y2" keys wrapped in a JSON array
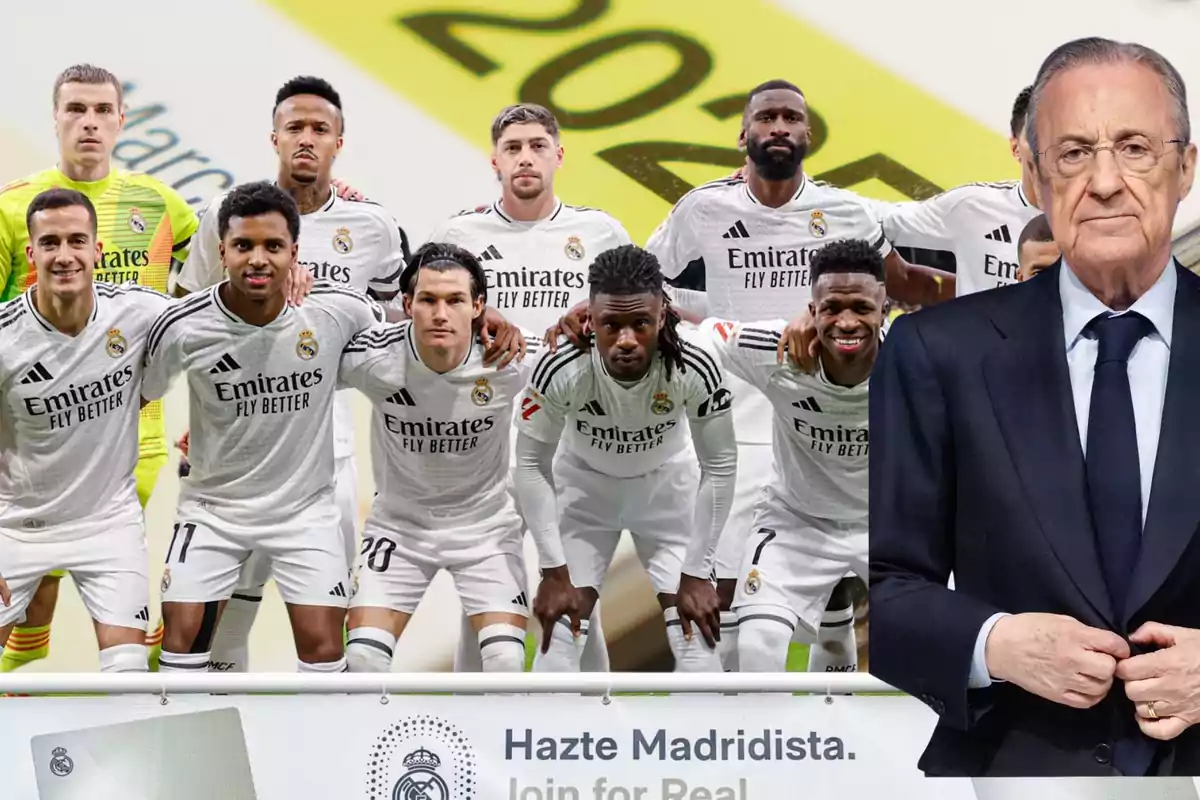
[
  {"x1": 159, "y1": 498, "x2": 349, "y2": 609},
  {"x1": 0, "y1": 521, "x2": 149, "y2": 630},
  {"x1": 350, "y1": 519, "x2": 529, "y2": 617},
  {"x1": 714, "y1": 441, "x2": 773, "y2": 580},
  {"x1": 556, "y1": 449, "x2": 697, "y2": 596},
  {"x1": 732, "y1": 503, "x2": 867, "y2": 641}
]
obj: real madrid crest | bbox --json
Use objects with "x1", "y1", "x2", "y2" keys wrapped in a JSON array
[
  {"x1": 49, "y1": 746, "x2": 74, "y2": 777},
  {"x1": 127, "y1": 207, "x2": 146, "y2": 234},
  {"x1": 160, "y1": 568, "x2": 171, "y2": 594},
  {"x1": 332, "y1": 226, "x2": 353, "y2": 255},
  {"x1": 745, "y1": 568, "x2": 761, "y2": 595},
  {"x1": 651, "y1": 392, "x2": 674, "y2": 415},
  {"x1": 297, "y1": 330, "x2": 319, "y2": 360},
  {"x1": 564, "y1": 235, "x2": 585, "y2": 261},
  {"x1": 471, "y1": 377, "x2": 494, "y2": 406},
  {"x1": 809, "y1": 210, "x2": 828, "y2": 238},
  {"x1": 106, "y1": 328, "x2": 127, "y2": 358}
]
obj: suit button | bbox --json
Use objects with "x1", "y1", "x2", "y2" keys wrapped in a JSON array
[{"x1": 1093, "y1": 744, "x2": 1112, "y2": 764}]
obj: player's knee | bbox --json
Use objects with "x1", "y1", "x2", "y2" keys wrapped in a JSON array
[
  {"x1": 478, "y1": 623, "x2": 526, "y2": 673},
  {"x1": 737, "y1": 611, "x2": 793, "y2": 672},
  {"x1": 161, "y1": 601, "x2": 219, "y2": 654},
  {"x1": 346, "y1": 626, "x2": 396, "y2": 673},
  {"x1": 98, "y1": 643, "x2": 149, "y2": 673}
]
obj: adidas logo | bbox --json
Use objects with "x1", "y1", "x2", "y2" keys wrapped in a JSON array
[
  {"x1": 135, "y1": 606, "x2": 150, "y2": 622},
  {"x1": 792, "y1": 396, "x2": 823, "y2": 413},
  {"x1": 209, "y1": 354, "x2": 241, "y2": 374},
  {"x1": 984, "y1": 225, "x2": 1012, "y2": 243},
  {"x1": 512, "y1": 591, "x2": 529, "y2": 609},
  {"x1": 386, "y1": 388, "x2": 416, "y2": 406},
  {"x1": 328, "y1": 582, "x2": 347, "y2": 598},
  {"x1": 20, "y1": 362, "x2": 52, "y2": 385},
  {"x1": 577, "y1": 400, "x2": 606, "y2": 416},
  {"x1": 721, "y1": 220, "x2": 751, "y2": 239},
  {"x1": 479, "y1": 245, "x2": 503, "y2": 261}
]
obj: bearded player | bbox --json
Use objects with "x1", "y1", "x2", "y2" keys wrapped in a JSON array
[
  {"x1": 701, "y1": 238, "x2": 882, "y2": 672},
  {"x1": 516, "y1": 244, "x2": 736, "y2": 673},
  {"x1": 427, "y1": 103, "x2": 630, "y2": 674},
  {"x1": 0, "y1": 64, "x2": 199, "y2": 671},
  {"x1": 341, "y1": 243, "x2": 539, "y2": 674}
]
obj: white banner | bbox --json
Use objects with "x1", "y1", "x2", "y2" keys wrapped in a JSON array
[{"x1": 4, "y1": 694, "x2": 1198, "y2": 799}]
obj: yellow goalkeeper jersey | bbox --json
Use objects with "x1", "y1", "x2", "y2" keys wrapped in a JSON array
[{"x1": 0, "y1": 167, "x2": 199, "y2": 459}]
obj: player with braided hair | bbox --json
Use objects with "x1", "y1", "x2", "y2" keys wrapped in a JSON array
[{"x1": 514, "y1": 244, "x2": 737, "y2": 673}]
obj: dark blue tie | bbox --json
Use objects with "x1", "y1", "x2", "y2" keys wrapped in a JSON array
[{"x1": 1085, "y1": 311, "x2": 1153, "y2": 616}]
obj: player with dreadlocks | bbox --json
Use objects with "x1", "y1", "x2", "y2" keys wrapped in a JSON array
[{"x1": 514, "y1": 244, "x2": 737, "y2": 673}]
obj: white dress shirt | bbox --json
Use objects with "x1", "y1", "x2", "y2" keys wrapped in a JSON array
[{"x1": 968, "y1": 261, "x2": 1176, "y2": 689}]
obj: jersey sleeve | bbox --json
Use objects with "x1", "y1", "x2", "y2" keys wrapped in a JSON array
[
  {"x1": 877, "y1": 190, "x2": 961, "y2": 250},
  {"x1": 678, "y1": 333, "x2": 734, "y2": 422},
  {"x1": 516, "y1": 343, "x2": 586, "y2": 444},
  {"x1": 162, "y1": 184, "x2": 200, "y2": 269},
  {"x1": 338, "y1": 322, "x2": 408, "y2": 400},
  {"x1": 128, "y1": 285, "x2": 175, "y2": 326},
  {"x1": 175, "y1": 196, "x2": 224, "y2": 292},
  {"x1": 365, "y1": 205, "x2": 408, "y2": 296},
  {"x1": 315, "y1": 282, "x2": 386, "y2": 346},
  {"x1": 0, "y1": 210, "x2": 15, "y2": 299},
  {"x1": 645, "y1": 195, "x2": 703, "y2": 280},
  {"x1": 699, "y1": 317, "x2": 786, "y2": 392},
  {"x1": 846, "y1": 194, "x2": 894, "y2": 260},
  {"x1": 141, "y1": 305, "x2": 188, "y2": 402}
]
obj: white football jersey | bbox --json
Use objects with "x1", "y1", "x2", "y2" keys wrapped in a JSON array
[
  {"x1": 646, "y1": 175, "x2": 887, "y2": 445},
  {"x1": 339, "y1": 321, "x2": 541, "y2": 562},
  {"x1": 874, "y1": 181, "x2": 1040, "y2": 297},
  {"x1": 518, "y1": 328, "x2": 733, "y2": 479},
  {"x1": 176, "y1": 186, "x2": 408, "y2": 459},
  {"x1": 702, "y1": 318, "x2": 869, "y2": 522},
  {"x1": 0, "y1": 283, "x2": 171, "y2": 540},
  {"x1": 425, "y1": 198, "x2": 631, "y2": 335},
  {"x1": 142, "y1": 282, "x2": 383, "y2": 527}
]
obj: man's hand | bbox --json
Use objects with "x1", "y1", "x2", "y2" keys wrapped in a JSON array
[
  {"x1": 533, "y1": 566, "x2": 582, "y2": 654},
  {"x1": 780, "y1": 307, "x2": 819, "y2": 374},
  {"x1": 331, "y1": 178, "x2": 366, "y2": 202},
  {"x1": 543, "y1": 300, "x2": 590, "y2": 353},
  {"x1": 479, "y1": 306, "x2": 526, "y2": 368},
  {"x1": 674, "y1": 574, "x2": 721, "y2": 649},
  {"x1": 283, "y1": 262, "x2": 314, "y2": 307},
  {"x1": 985, "y1": 612, "x2": 1130, "y2": 709},
  {"x1": 1118, "y1": 622, "x2": 1200, "y2": 740},
  {"x1": 175, "y1": 431, "x2": 191, "y2": 477}
]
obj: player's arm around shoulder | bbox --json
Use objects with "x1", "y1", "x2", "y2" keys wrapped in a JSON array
[
  {"x1": 696, "y1": 317, "x2": 786, "y2": 386},
  {"x1": 338, "y1": 318, "x2": 411, "y2": 398},
  {"x1": 141, "y1": 290, "x2": 207, "y2": 404},
  {"x1": 517, "y1": 338, "x2": 589, "y2": 443}
]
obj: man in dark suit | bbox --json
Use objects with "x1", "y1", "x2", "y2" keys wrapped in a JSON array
[{"x1": 869, "y1": 37, "x2": 1200, "y2": 777}]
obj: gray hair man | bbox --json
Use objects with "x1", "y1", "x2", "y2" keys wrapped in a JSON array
[{"x1": 869, "y1": 37, "x2": 1200, "y2": 777}]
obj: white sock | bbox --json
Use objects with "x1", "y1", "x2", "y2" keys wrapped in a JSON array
[
  {"x1": 98, "y1": 643, "x2": 149, "y2": 673},
  {"x1": 664, "y1": 607, "x2": 721, "y2": 673},
  {"x1": 718, "y1": 611, "x2": 740, "y2": 672},
  {"x1": 452, "y1": 612, "x2": 482, "y2": 672},
  {"x1": 158, "y1": 650, "x2": 211, "y2": 673},
  {"x1": 478, "y1": 624, "x2": 526, "y2": 672},
  {"x1": 808, "y1": 604, "x2": 857, "y2": 674},
  {"x1": 579, "y1": 604, "x2": 610, "y2": 671},
  {"x1": 532, "y1": 616, "x2": 587, "y2": 673},
  {"x1": 298, "y1": 656, "x2": 348, "y2": 673},
  {"x1": 346, "y1": 626, "x2": 396, "y2": 673},
  {"x1": 737, "y1": 608, "x2": 794, "y2": 672},
  {"x1": 207, "y1": 594, "x2": 261, "y2": 672}
]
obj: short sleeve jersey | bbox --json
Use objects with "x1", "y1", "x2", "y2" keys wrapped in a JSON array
[
  {"x1": 425, "y1": 199, "x2": 631, "y2": 335},
  {"x1": 0, "y1": 283, "x2": 171, "y2": 540},
  {"x1": 142, "y1": 282, "x2": 382, "y2": 527},
  {"x1": 176, "y1": 186, "x2": 409, "y2": 459}
]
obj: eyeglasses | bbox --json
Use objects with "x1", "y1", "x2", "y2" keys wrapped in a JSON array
[{"x1": 1039, "y1": 136, "x2": 1185, "y2": 178}]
